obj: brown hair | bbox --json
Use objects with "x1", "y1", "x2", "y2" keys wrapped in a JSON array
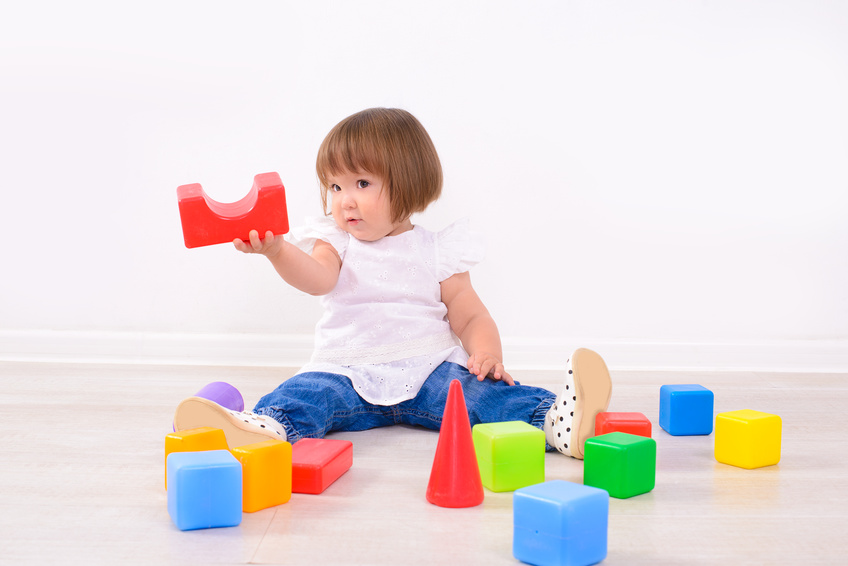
[{"x1": 316, "y1": 108, "x2": 443, "y2": 222}]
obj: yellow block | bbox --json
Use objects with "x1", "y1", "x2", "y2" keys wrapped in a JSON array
[
  {"x1": 231, "y1": 439, "x2": 293, "y2": 513},
  {"x1": 164, "y1": 427, "x2": 228, "y2": 488},
  {"x1": 715, "y1": 410, "x2": 782, "y2": 469}
]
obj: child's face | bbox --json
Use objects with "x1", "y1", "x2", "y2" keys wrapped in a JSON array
[{"x1": 328, "y1": 170, "x2": 411, "y2": 241}]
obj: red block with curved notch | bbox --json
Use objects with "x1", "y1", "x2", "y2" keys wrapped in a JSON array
[{"x1": 177, "y1": 172, "x2": 289, "y2": 248}]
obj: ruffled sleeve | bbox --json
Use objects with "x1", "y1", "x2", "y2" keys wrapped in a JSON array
[
  {"x1": 434, "y1": 217, "x2": 486, "y2": 281},
  {"x1": 287, "y1": 216, "x2": 349, "y2": 259}
]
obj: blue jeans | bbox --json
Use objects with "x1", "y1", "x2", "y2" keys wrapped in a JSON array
[{"x1": 254, "y1": 361, "x2": 556, "y2": 448}]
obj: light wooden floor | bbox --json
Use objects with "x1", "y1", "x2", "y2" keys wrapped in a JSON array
[{"x1": 1, "y1": 361, "x2": 846, "y2": 565}]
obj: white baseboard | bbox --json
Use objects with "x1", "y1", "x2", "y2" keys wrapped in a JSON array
[
  {"x1": 0, "y1": 330, "x2": 314, "y2": 368},
  {"x1": 1, "y1": 330, "x2": 847, "y2": 373}
]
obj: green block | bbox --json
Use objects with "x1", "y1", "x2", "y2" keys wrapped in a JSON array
[
  {"x1": 584, "y1": 432, "x2": 656, "y2": 499},
  {"x1": 473, "y1": 421, "x2": 545, "y2": 492}
]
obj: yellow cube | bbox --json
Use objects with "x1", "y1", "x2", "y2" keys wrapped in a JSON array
[
  {"x1": 165, "y1": 427, "x2": 228, "y2": 488},
  {"x1": 715, "y1": 410, "x2": 782, "y2": 469},
  {"x1": 231, "y1": 439, "x2": 293, "y2": 513}
]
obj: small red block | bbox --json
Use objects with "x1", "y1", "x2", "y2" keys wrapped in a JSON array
[
  {"x1": 177, "y1": 172, "x2": 289, "y2": 248},
  {"x1": 291, "y1": 438, "x2": 353, "y2": 494},
  {"x1": 595, "y1": 412, "x2": 652, "y2": 438}
]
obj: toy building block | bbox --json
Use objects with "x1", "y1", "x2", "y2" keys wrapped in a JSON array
[
  {"x1": 426, "y1": 380, "x2": 484, "y2": 508},
  {"x1": 513, "y1": 480, "x2": 609, "y2": 566},
  {"x1": 595, "y1": 411, "x2": 652, "y2": 438},
  {"x1": 472, "y1": 421, "x2": 545, "y2": 492},
  {"x1": 715, "y1": 410, "x2": 782, "y2": 469},
  {"x1": 166, "y1": 450, "x2": 242, "y2": 531},
  {"x1": 659, "y1": 384, "x2": 714, "y2": 435},
  {"x1": 291, "y1": 438, "x2": 353, "y2": 495},
  {"x1": 583, "y1": 432, "x2": 656, "y2": 499},
  {"x1": 164, "y1": 427, "x2": 228, "y2": 488},
  {"x1": 231, "y1": 439, "x2": 292, "y2": 512},
  {"x1": 177, "y1": 172, "x2": 289, "y2": 248}
]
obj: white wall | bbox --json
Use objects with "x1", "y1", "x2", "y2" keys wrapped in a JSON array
[{"x1": 2, "y1": 1, "x2": 847, "y2": 370}]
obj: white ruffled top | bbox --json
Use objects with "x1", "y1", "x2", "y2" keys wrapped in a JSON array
[{"x1": 288, "y1": 216, "x2": 485, "y2": 405}]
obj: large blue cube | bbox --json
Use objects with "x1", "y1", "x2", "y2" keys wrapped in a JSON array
[
  {"x1": 513, "y1": 480, "x2": 609, "y2": 566},
  {"x1": 659, "y1": 384, "x2": 714, "y2": 436},
  {"x1": 167, "y1": 450, "x2": 242, "y2": 531}
]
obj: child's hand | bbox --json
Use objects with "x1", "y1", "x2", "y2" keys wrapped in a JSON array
[
  {"x1": 234, "y1": 230, "x2": 284, "y2": 257},
  {"x1": 467, "y1": 352, "x2": 515, "y2": 386}
]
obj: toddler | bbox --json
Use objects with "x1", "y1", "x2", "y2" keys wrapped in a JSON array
[{"x1": 174, "y1": 108, "x2": 612, "y2": 459}]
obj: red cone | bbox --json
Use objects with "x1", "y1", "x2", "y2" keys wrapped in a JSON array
[{"x1": 426, "y1": 379, "x2": 484, "y2": 508}]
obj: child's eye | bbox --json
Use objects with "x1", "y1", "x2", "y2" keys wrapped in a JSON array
[
  {"x1": 330, "y1": 184, "x2": 341, "y2": 192},
  {"x1": 357, "y1": 180, "x2": 370, "y2": 189}
]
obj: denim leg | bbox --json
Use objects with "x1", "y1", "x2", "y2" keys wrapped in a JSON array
[
  {"x1": 253, "y1": 372, "x2": 396, "y2": 443},
  {"x1": 252, "y1": 364, "x2": 558, "y2": 449},
  {"x1": 396, "y1": 362, "x2": 556, "y2": 434}
]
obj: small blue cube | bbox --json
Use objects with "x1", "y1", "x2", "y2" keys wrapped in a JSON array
[
  {"x1": 513, "y1": 480, "x2": 609, "y2": 566},
  {"x1": 167, "y1": 450, "x2": 242, "y2": 531},
  {"x1": 659, "y1": 384, "x2": 714, "y2": 436}
]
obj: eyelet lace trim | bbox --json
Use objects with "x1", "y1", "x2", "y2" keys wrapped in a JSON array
[{"x1": 311, "y1": 331, "x2": 460, "y2": 366}]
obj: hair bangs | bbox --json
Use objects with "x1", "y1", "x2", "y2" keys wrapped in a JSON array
[{"x1": 317, "y1": 118, "x2": 387, "y2": 188}]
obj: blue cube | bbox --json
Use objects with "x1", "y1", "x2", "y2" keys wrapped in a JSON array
[
  {"x1": 513, "y1": 480, "x2": 609, "y2": 566},
  {"x1": 659, "y1": 384, "x2": 714, "y2": 436},
  {"x1": 167, "y1": 450, "x2": 242, "y2": 531}
]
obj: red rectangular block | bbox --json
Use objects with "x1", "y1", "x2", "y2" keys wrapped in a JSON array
[
  {"x1": 292, "y1": 438, "x2": 353, "y2": 494},
  {"x1": 595, "y1": 412, "x2": 652, "y2": 438}
]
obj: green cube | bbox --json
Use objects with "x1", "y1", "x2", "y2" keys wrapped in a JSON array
[
  {"x1": 473, "y1": 421, "x2": 545, "y2": 492},
  {"x1": 583, "y1": 432, "x2": 656, "y2": 499}
]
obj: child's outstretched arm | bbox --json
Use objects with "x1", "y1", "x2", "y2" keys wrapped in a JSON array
[
  {"x1": 235, "y1": 230, "x2": 341, "y2": 296},
  {"x1": 441, "y1": 271, "x2": 514, "y2": 385}
]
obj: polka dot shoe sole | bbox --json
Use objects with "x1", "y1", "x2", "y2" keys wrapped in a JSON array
[
  {"x1": 174, "y1": 396, "x2": 287, "y2": 448},
  {"x1": 547, "y1": 348, "x2": 612, "y2": 459}
]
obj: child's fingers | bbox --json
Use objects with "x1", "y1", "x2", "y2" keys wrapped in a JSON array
[
  {"x1": 248, "y1": 229, "x2": 262, "y2": 250},
  {"x1": 468, "y1": 353, "x2": 513, "y2": 385},
  {"x1": 235, "y1": 230, "x2": 280, "y2": 256},
  {"x1": 466, "y1": 354, "x2": 485, "y2": 381},
  {"x1": 497, "y1": 366, "x2": 516, "y2": 386},
  {"x1": 479, "y1": 359, "x2": 497, "y2": 380}
]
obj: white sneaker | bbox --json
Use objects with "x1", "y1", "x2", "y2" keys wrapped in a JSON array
[
  {"x1": 545, "y1": 348, "x2": 612, "y2": 459},
  {"x1": 174, "y1": 396, "x2": 287, "y2": 448}
]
